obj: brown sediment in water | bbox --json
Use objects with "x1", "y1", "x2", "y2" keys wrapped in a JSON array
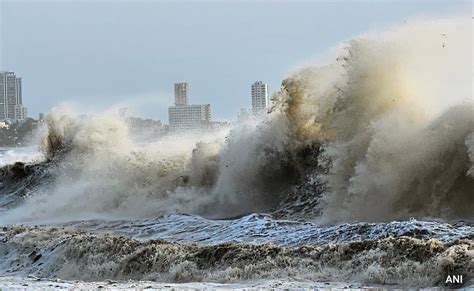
[{"x1": 0, "y1": 226, "x2": 472, "y2": 287}]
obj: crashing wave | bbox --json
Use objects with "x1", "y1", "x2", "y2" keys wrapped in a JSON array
[{"x1": 0, "y1": 18, "x2": 472, "y2": 224}]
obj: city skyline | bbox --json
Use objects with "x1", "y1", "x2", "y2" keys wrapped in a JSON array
[
  {"x1": 0, "y1": 1, "x2": 469, "y2": 121},
  {"x1": 0, "y1": 71, "x2": 267, "y2": 125}
]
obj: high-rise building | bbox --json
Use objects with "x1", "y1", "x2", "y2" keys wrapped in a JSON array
[
  {"x1": 174, "y1": 82, "x2": 189, "y2": 106},
  {"x1": 251, "y1": 81, "x2": 268, "y2": 115},
  {"x1": 15, "y1": 105, "x2": 27, "y2": 121},
  {"x1": 168, "y1": 82, "x2": 211, "y2": 131},
  {"x1": 169, "y1": 104, "x2": 211, "y2": 131},
  {"x1": 0, "y1": 71, "x2": 27, "y2": 122}
]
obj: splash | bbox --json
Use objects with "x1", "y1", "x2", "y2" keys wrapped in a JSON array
[
  {"x1": 1, "y1": 18, "x2": 472, "y2": 224},
  {"x1": 270, "y1": 18, "x2": 473, "y2": 223}
]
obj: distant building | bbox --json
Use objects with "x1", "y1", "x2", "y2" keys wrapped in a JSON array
[
  {"x1": 251, "y1": 81, "x2": 268, "y2": 115},
  {"x1": 210, "y1": 120, "x2": 231, "y2": 130},
  {"x1": 168, "y1": 82, "x2": 211, "y2": 131},
  {"x1": 126, "y1": 116, "x2": 164, "y2": 140},
  {"x1": 174, "y1": 82, "x2": 189, "y2": 106},
  {"x1": 237, "y1": 108, "x2": 251, "y2": 121},
  {"x1": 14, "y1": 105, "x2": 27, "y2": 121},
  {"x1": 0, "y1": 71, "x2": 27, "y2": 122},
  {"x1": 169, "y1": 104, "x2": 211, "y2": 131},
  {"x1": 39, "y1": 113, "x2": 45, "y2": 122}
]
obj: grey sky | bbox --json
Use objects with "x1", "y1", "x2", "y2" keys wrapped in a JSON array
[{"x1": 0, "y1": 0, "x2": 469, "y2": 122}]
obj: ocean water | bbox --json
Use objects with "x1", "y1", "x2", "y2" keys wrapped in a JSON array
[
  {"x1": 0, "y1": 18, "x2": 473, "y2": 289},
  {"x1": 0, "y1": 147, "x2": 43, "y2": 168}
]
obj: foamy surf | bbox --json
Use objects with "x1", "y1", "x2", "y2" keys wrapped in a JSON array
[{"x1": 0, "y1": 226, "x2": 472, "y2": 287}]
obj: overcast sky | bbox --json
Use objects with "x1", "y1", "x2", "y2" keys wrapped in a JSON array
[{"x1": 0, "y1": 0, "x2": 470, "y2": 122}]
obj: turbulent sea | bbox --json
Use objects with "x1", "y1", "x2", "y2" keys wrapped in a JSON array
[{"x1": 1, "y1": 19, "x2": 473, "y2": 289}]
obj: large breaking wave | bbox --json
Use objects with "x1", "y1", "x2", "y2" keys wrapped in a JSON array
[{"x1": 0, "y1": 18, "x2": 472, "y2": 225}]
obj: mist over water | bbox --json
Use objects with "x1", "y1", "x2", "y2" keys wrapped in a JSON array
[{"x1": 1, "y1": 19, "x2": 472, "y2": 226}]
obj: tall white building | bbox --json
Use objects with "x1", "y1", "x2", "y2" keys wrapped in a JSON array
[
  {"x1": 169, "y1": 104, "x2": 211, "y2": 131},
  {"x1": 174, "y1": 82, "x2": 189, "y2": 106},
  {"x1": 0, "y1": 71, "x2": 27, "y2": 122},
  {"x1": 169, "y1": 82, "x2": 211, "y2": 131},
  {"x1": 251, "y1": 81, "x2": 268, "y2": 115}
]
